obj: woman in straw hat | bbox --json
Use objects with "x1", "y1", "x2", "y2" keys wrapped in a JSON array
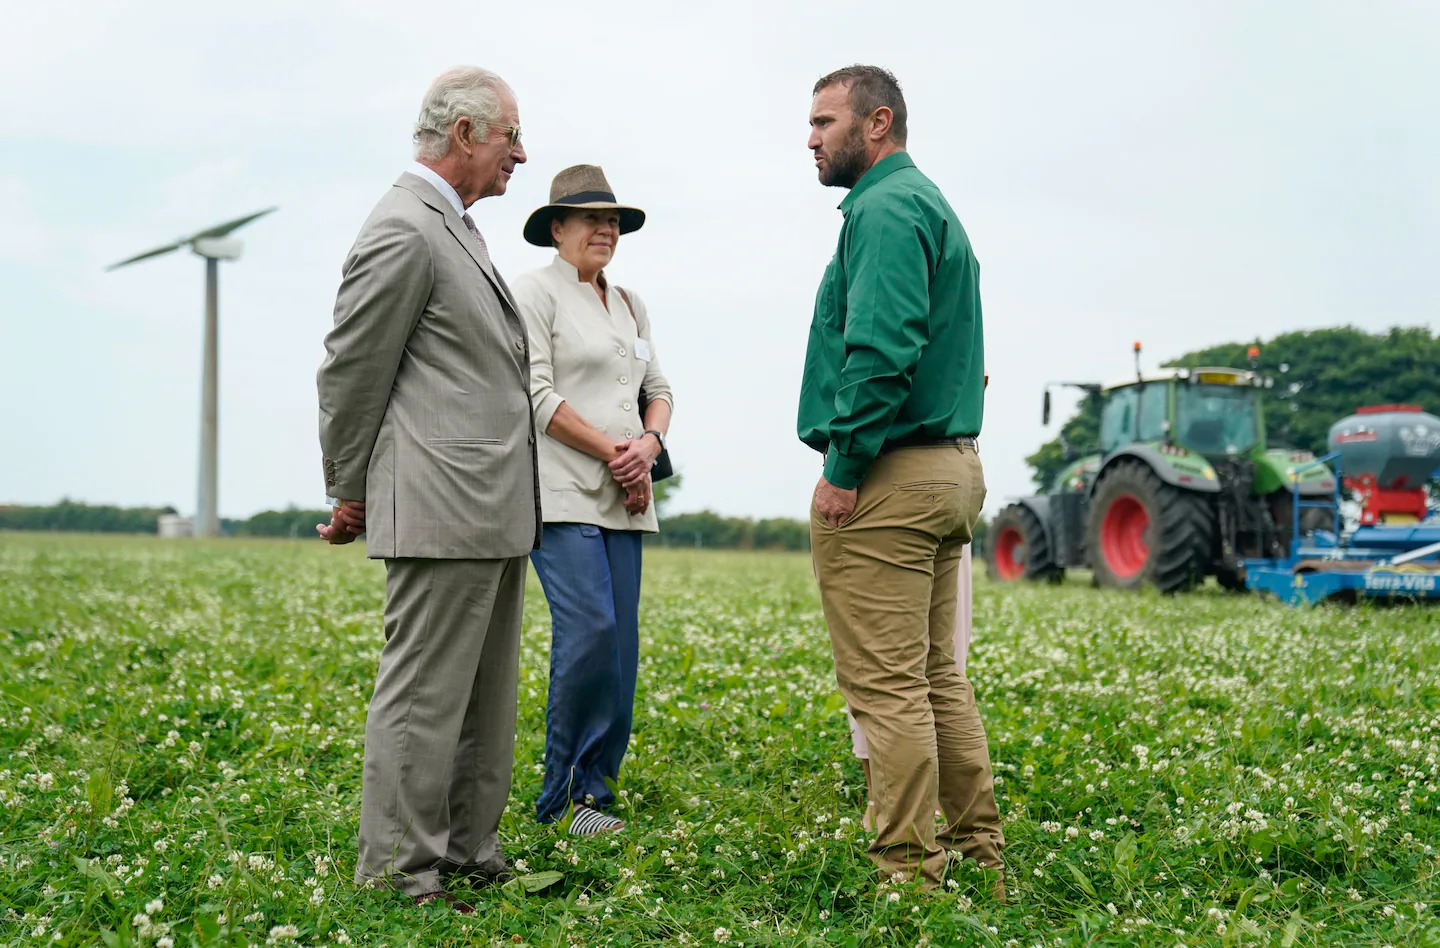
[{"x1": 511, "y1": 165, "x2": 673, "y2": 836}]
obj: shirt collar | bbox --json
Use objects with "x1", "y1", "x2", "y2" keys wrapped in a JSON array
[
  {"x1": 838, "y1": 151, "x2": 916, "y2": 214},
  {"x1": 409, "y1": 161, "x2": 466, "y2": 217},
  {"x1": 550, "y1": 253, "x2": 607, "y2": 288}
]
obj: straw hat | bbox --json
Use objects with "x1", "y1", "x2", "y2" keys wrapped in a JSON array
[{"x1": 523, "y1": 164, "x2": 646, "y2": 247}]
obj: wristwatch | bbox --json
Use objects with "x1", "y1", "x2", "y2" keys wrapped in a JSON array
[{"x1": 644, "y1": 429, "x2": 666, "y2": 452}]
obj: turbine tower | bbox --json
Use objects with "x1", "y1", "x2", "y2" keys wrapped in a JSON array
[{"x1": 107, "y1": 207, "x2": 277, "y2": 538}]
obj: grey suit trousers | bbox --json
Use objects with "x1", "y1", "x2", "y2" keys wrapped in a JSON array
[{"x1": 354, "y1": 556, "x2": 526, "y2": 895}]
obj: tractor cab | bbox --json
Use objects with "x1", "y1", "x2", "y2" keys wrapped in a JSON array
[{"x1": 1098, "y1": 367, "x2": 1266, "y2": 460}]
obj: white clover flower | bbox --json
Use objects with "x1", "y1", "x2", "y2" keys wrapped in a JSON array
[
  {"x1": 268, "y1": 923, "x2": 300, "y2": 940},
  {"x1": 887, "y1": 892, "x2": 901, "y2": 903},
  {"x1": 207, "y1": 874, "x2": 224, "y2": 889},
  {"x1": 145, "y1": 899, "x2": 164, "y2": 915},
  {"x1": 713, "y1": 927, "x2": 731, "y2": 943}
]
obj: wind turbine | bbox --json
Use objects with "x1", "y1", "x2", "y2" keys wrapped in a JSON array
[{"x1": 107, "y1": 207, "x2": 277, "y2": 538}]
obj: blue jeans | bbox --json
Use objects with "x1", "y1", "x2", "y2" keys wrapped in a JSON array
[{"x1": 529, "y1": 523, "x2": 643, "y2": 822}]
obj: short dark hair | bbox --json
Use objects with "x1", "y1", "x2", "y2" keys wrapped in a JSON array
[{"x1": 813, "y1": 65, "x2": 907, "y2": 145}]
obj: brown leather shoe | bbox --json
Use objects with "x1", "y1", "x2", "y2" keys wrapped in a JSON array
[{"x1": 413, "y1": 891, "x2": 475, "y2": 914}]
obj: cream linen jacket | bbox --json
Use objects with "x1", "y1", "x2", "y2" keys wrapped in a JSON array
[{"x1": 511, "y1": 255, "x2": 673, "y2": 533}]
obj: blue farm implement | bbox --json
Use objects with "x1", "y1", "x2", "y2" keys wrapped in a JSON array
[{"x1": 1244, "y1": 405, "x2": 1440, "y2": 606}]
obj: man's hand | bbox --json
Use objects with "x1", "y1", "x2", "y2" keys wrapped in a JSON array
[
  {"x1": 623, "y1": 480, "x2": 652, "y2": 516},
  {"x1": 813, "y1": 477, "x2": 858, "y2": 528},
  {"x1": 317, "y1": 500, "x2": 366, "y2": 544},
  {"x1": 609, "y1": 436, "x2": 660, "y2": 489}
]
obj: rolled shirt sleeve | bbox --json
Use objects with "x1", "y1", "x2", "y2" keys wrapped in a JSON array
[
  {"x1": 511, "y1": 275, "x2": 567, "y2": 434},
  {"x1": 822, "y1": 197, "x2": 934, "y2": 489}
]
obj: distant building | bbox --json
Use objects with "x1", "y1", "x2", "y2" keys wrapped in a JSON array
[{"x1": 157, "y1": 514, "x2": 194, "y2": 538}]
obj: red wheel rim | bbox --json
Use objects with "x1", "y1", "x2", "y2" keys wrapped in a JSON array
[
  {"x1": 994, "y1": 526, "x2": 1025, "y2": 581},
  {"x1": 1100, "y1": 495, "x2": 1149, "y2": 579}
]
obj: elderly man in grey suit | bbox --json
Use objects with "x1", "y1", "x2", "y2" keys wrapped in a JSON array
[{"x1": 315, "y1": 65, "x2": 539, "y2": 912}]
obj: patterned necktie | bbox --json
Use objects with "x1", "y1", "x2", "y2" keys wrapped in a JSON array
[{"x1": 460, "y1": 212, "x2": 492, "y2": 268}]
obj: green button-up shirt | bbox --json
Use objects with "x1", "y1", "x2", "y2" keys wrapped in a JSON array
[{"x1": 797, "y1": 152, "x2": 985, "y2": 489}]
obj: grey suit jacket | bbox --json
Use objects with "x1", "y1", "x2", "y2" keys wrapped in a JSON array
[{"x1": 317, "y1": 172, "x2": 541, "y2": 559}]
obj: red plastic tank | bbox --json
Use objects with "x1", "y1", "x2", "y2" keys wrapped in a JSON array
[{"x1": 1328, "y1": 406, "x2": 1440, "y2": 524}]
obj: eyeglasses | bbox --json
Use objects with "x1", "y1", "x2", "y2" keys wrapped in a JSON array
[{"x1": 481, "y1": 122, "x2": 523, "y2": 149}]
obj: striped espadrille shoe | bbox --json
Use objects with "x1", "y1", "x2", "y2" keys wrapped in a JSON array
[{"x1": 568, "y1": 804, "x2": 625, "y2": 836}]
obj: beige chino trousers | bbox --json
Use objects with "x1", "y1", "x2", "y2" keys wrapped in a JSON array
[{"x1": 812, "y1": 444, "x2": 1004, "y2": 886}]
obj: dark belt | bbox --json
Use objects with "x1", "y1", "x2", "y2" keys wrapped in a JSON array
[{"x1": 878, "y1": 435, "x2": 978, "y2": 456}]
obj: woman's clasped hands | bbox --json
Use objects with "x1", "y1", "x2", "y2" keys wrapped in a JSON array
[{"x1": 609, "y1": 435, "x2": 661, "y2": 515}]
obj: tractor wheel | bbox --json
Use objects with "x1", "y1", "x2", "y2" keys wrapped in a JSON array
[
  {"x1": 988, "y1": 504, "x2": 1063, "y2": 584},
  {"x1": 1087, "y1": 462, "x2": 1214, "y2": 593}
]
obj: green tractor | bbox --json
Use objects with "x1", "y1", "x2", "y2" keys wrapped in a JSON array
[{"x1": 989, "y1": 346, "x2": 1337, "y2": 592}]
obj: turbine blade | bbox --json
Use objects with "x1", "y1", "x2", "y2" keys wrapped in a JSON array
[
  {"x1": 187, "y1": 206, "x2": 278, "y2": 240},
  {"x1": 105, "y1": 241, "x2": 185, "y2": 270}
]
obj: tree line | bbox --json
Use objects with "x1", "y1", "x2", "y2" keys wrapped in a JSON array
[
  {"x1": 0, "y1": 501, "x2": 335, "y2": 538},
  {"x1": 0, "y1": 500, "x2": 823, "y2": 550},
  {"x1": 4, "y1": 468, "x2": 995, "y2": 552}
]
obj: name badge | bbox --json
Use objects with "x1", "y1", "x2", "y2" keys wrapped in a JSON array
[{"x1": 634, "y1": 338, "x2": 653, "y2": 362}]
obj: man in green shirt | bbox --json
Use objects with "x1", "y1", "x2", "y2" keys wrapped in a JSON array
[{"x1": 799, "y1": 64, "x2": 1004, "y2": 892}]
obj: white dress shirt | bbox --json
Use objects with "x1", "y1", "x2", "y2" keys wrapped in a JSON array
[
  {"x1": 511, "y1": 255, "x2": 674, "y2": 533},
  {"x1": 408, "y1": 161, "x2": 466, "y2": 216}
]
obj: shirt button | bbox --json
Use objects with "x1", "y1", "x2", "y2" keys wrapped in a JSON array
[
  {"x1": 622, "y1": 402, "x2": 632, "y2": 411},
  {"x1": 619, "y1": 376, "x2": 628, "y2": 384},
  {"x1": 514, "y1": 338, "x2": 525, "y2": 351},
  {"x1": 625, "y1": 429, "x2": 635, "y2": 439},
  {"x1": 617, "y1": 346, "x2": 627, "y2": 357}
]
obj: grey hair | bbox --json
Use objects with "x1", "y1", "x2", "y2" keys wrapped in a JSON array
[{"x1": 412, "y1": 67, "x2": 507, "y2": 161}]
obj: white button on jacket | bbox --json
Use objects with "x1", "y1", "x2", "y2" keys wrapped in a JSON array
[{"x1": 511, "y1": 255, "x2": 674, "y2": 533}]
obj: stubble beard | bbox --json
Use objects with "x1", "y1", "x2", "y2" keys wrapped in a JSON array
[{"x1": 818, "y1": 123, "x2": 868, "y2": 189}]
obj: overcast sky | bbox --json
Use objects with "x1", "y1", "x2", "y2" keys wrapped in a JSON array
[{"x1": 3, "y1": 0, "x2": 1437, "y2": 522}]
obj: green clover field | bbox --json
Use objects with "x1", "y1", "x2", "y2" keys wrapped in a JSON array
[{"x1": 2, "y1": 534, "x2": 1437, "y2": 946}]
